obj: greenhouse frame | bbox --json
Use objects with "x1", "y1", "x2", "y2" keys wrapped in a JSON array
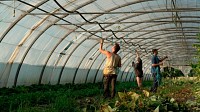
[{"x1": 0, "y1": 0, "x2": 199, "y2": 88}]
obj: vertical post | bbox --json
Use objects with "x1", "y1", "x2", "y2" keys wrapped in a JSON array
[{"x1": 13, "y1": 0, "x2": 16, "y2": 17}]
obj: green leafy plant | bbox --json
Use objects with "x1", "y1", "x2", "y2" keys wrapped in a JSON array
[
  {"x1": 162, "y1": 67, "x2": 184, "y2": 78},
  {"x1": 0, "y1": 79, "x2": 199, "y2": 111},
  {"x1": 191, "y1": 33, "x2": 200, "y2": 78}
]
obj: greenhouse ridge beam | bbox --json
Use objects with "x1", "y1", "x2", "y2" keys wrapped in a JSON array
[
  {"x1": 28, "y1": 8, "x2": 200, "y2": 15},
  {"x1": 54, "y1": 20, "x2": 200, "y2": 25},
  {"x1": 105, "y1": 35, "x2": 197, "y2": 40},
  {"x1": 74, "y1": 30, "x2": 199, "y2": 33}
]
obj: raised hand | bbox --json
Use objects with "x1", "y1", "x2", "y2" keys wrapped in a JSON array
[{"x1": 100, "y1": 38, "x2": 104, "y2": 44}]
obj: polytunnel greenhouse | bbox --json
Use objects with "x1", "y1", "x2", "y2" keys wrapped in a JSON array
[{"x1": 0, "y1": 0, "x2": 199, "y2": 111}]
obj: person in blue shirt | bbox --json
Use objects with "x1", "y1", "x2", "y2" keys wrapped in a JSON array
[{"x1": 150, "y1": 49, "x2": 168, "y2": 93}]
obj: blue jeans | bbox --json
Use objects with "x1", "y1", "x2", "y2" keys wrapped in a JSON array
[{"x1": 150, "y1": 73, "x2": 158, "y2": 92}]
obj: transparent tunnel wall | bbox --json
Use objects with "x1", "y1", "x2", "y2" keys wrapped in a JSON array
[{"x1": 0, "y1": 0, "x2": 199, "y2": 88}]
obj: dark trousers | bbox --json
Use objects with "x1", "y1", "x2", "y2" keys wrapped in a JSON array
[
  {"x1": 103, "y1": 74, "x2": 117, "y2": 98},
  {"x1": 150, "y1": 73, "x2": 158, "y2": 92}
]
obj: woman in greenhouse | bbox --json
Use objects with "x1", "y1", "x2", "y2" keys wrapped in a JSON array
[
  {"x1": 150, "y1": 49, "x2": 168, "y2": 93},
  {"x1": 132, "y1": 50, "x2": 143, "y2": 88},
  {"x1": 99, "y1": 38, "x2": 121, "y2": 99}
]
